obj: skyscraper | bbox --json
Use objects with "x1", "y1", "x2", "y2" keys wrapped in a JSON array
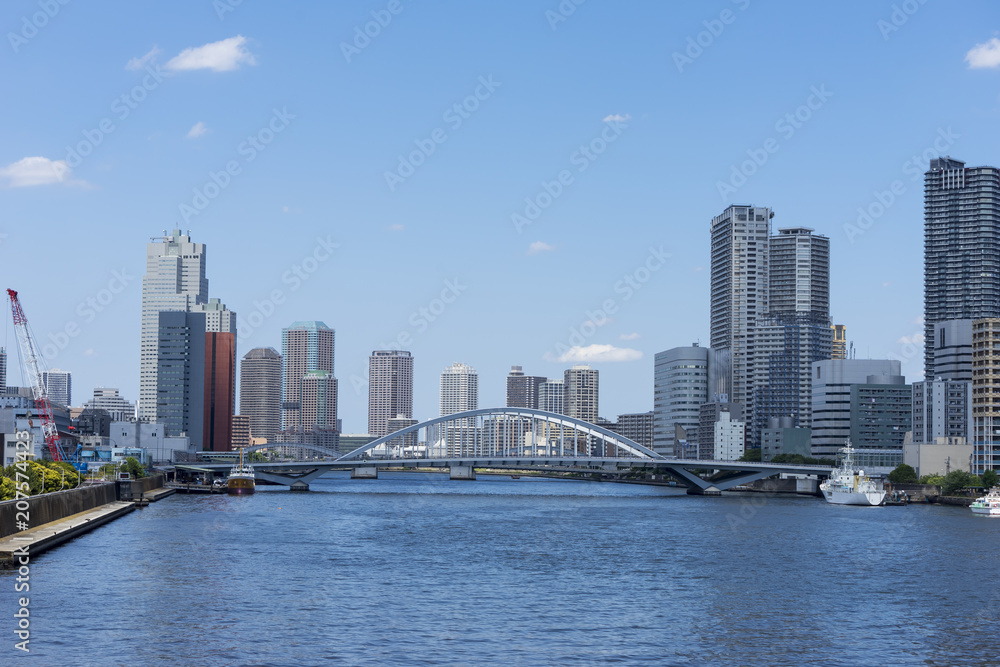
[
  {"x1": 506, "y1": 366, "x2": 545, "y2": 409},
  {"x1": 42, "y1": 369, "x2": 71, "y2": 406},
  {"x1": 538, "y1": 379, "x2": 565, "y2": 415},
  {"x1": 368, "y1": 350, "x2": 414, "y2": 437},
  {"x1": 204, "y1": 328, "x2": 236, "y2": 452},
  {"x1": 139, "y1": 229, "x2": 209, "y2": 422},
  {"x1": 653, "y1": 346, "x2": 709, "y2": 457},
  {"x1": 924, "y1": 157, "x2": 1000, "y2": 380},
  {"x1": 710, "y1": 205, "x2": 773, "y2": 414},
  {"x1": 239, "y1": 347, "x2": 282, "y2": 442},
  {"x1": 750, "y1": 227, "x2": 832, "y2": 444},
  {"x1": 439, "y1": 363, "x2": 478, "y2": 456},
  {"x1": 281, "y1": 321, "x2": 335, "y2": 429},
  {"x1": 300, "y1": 370, "x2": 338, "y2": 431},
  {"x1": 156, "y1": 311, "x2": 206, "y2": 446},
  {"x1": 563, "y1": 365, "x2": 598, "y2": 423}
]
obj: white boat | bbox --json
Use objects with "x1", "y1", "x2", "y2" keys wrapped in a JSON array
[
  {"x1": 970, "y1": 487, "x2": 1000, "y2": 516},
  {"x1": 820, "y1": 441, "x2": 886, "y2": 506}
]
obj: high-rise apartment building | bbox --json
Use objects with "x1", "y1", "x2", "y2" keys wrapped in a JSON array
[
  {"x1": 439, "y1": 362, "x2": 478, "y2": 455},
  {"x1": 653, "y1": 346, "x2": 710, "y2": 457},
  {"x1": 239, "y1": 347, "x2": 282, "y2": 442},
  {"x1": 368, "y1": 350, "x2": 414, "y2": 437},
  {"x1": 608, "y1": 411, "x2": 654, "y2": 451},
  {"x1": 912, "y1": 379, "x2": 971, "y2": 444},
  {"x1": 563, "y1": 365, "x2": 598, "y2": 423},
  {"x1": 972, "y1": 318, "x2": 1000, "y2": 472},
  {"x1": 231, "y1": 414, "x2": 252, "y2": 449},
  {"x1": 281, "y1": 321, "x2": 335, "y2": 429},
  {"x1": 300, "y1": 370, "x2": 337, "y2": 431},
  {"x1": 924, "y1": 158, "x2": 1000, "y2": 380},
  {"x1": 831, "y1": 325, "x2": 848, "y2": 360},
  {"x1": 538, "y1": 379, "x2": 565, "y2": 415},
  {"x1": 139, "y1": 229, "x2": 209, "y2": 422},
  {"x1": 506, "y1": 366, "x2": 545, "y2": 409},
  {"x1": 750, "y1": 227, "x2": 832, "y2": 444},
  {"x1": 42, "y1": 369, "x2": 71, "y2": 406},
  {"x1": 710, "y1": 205, "x2": 773, "y2": 413},
  {"x1": 931, "y1": 319, "x2": 974, "y2": 381}
]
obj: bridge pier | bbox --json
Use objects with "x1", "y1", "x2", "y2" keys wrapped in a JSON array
[
  {"x1": 351, "y1": 466, "x2": 379, "y2": 480},
  {"x1": 289, "y1": 481, "x2": 310, "y2": 491},
  {"x1": 450, "y1": 465, "x2": 476, "y2": 481},
  {"x1": 686, "y1": 486, "x2": 722, "y2": 497}
]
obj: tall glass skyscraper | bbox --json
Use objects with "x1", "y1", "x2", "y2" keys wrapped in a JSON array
[
  {"x1": 924, "y1": 157, "x2": 1000, "y2": 380},
  {"x1": 139, "y1": 230, "x2": 209, "y2": 422}
]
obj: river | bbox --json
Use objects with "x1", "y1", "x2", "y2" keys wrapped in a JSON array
[{"x1": 6, "y1": 473, "x2": 1000, "y2": 666}]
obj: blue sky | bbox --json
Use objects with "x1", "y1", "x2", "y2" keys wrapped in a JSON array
[{"x1": 1, "y1": 0, "x2": 998, "y2": 432}]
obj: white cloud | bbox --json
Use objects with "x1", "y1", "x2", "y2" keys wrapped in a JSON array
[
  {"x1": 0, "y1": 157, "x2": 72, "y2": 188},
  {"x1": 911, "y1": 315, "x2": 925, "y2": 325},
  {"x1": 84, "y1": 348, "x2": 96, "y2": 356},
  {"x1": 897, "y1": 334, "x2": 925, "y2": 346},
  {"x1": 554, "y1": 344, "x2": 642, "y2": 363},
  {"x1": 187, "y1": 121, "x2": 208, "y2": 138},
  {"x1": 126, "y1": 46, "x2": 162, "y2": 71},
  {"x1": 966, "y1": 38, "x2": 1000, "y2": 69},
  {"x1": 527, "y1": 241, "x2": 554, "y2": 255},
  {"x1": 165, "y1": 35, "x2": 256, "y2": 72},
  {"x1": 603, "y1": 113, "x2": 631, "y2": 122},
  {"x1": 389, "y1": 224, "x2": 405, "y2": 231},
  {"x1": 619, "y1": 333, "x2": 641, "y2": 341}
]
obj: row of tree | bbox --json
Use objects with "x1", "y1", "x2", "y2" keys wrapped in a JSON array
[
  {"x1": 888, "y1": 463, "x2": 999, "y2": 495},
  {"x1": 0, "y1": 457, "x2": 147, "y2": 501}
]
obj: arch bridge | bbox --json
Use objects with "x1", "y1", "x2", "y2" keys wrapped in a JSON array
[{"x1": 182, "y1": 408, "x2": 830, "y2": 494}]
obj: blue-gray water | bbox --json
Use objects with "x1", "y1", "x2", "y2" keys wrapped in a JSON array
[{"x1": 7, "y1": 473, "x2": 1000, "y2": 666}]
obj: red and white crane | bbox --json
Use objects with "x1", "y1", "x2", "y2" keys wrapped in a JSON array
[{"x1": 7, "y1": 288, "x2": 66, "y2": 462}]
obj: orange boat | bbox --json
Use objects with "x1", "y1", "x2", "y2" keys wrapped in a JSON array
[{"x1": 227, "y1": 448, "x2": 255, "y2": 495}]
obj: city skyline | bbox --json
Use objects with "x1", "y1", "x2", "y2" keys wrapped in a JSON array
[{"x1": 3, "y1": 2, "x2": 998, "y2": 433}]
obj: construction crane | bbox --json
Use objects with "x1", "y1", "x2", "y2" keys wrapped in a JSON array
[{"x1": 7, "y1": 288, "x2": 76, "y2": 466}]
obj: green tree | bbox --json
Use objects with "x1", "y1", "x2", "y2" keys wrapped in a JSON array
[
  {"x1": 942, "y1": 470, "x2": 972, "y2": 496},
  {"x1": 0, "y1": 477, "x2": 14, "y2": 501},
  {"x1": 982, "y1": 469, "x2": 999, "y2": 489},
  {"x1": 888, "y1": 463, "x2": 918, "y2": 484},
  {"x1": 120, "y1": 456, "x2": 146, "y2": 479},
  {"x1": 738, "y1": 448, "x2": 762, "y2": 463},
  {"x1": 920, "y1": 474, "x2": 945, "y2": 486}
]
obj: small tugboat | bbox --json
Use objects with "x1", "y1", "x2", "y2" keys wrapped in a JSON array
[
  {"x1": 970, "y1": 487, "x2": 1000, "y2": 516},
  {"x1": 227, "y1": 448, "x2": 256, "y2": 495},
  {"x1": 820, "y1": 441, "x2": 886, "y2": 506}
]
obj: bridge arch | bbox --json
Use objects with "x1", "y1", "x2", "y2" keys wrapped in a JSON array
[{"x1": 337, "y1": 407, "x2": 663, "y2": 461}]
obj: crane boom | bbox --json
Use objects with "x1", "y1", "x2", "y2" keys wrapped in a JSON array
[{"x1": 7, "y1": 288, "x2": 65, "y2": 461}]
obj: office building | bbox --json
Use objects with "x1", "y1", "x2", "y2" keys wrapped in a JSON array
[
  {"x1": 760, "y1": 418, "x2": 812, "y2": 462},
  {"x1": 239, "y1": 347, "x2": 282, "y2": 442},
  {"x1": 710, "y1": 205, "x2": 773, "y2": 414},
  {"x1": 83, "y1": 388, "x2": 135, "y2": 422},
  {"x1": 931, "y1": 319, "x2": 974, "y2": 382},
  {"x1": 506, "y1": 366, "x2": 545, "y2": 409},
  {"x1": 155, "y1": 311, "x2": 206, "y2": 447},
  {"x1": 850, "y1": 376, "x2": 911, "y2": 449},
  {"x1": 563, "y1": 365, "x2": 598, "y2": 423},
  {"x1": 972, "y1": 318, "x2": 1000, "y2": 472},
  {"x1": 653, "y1": 346, "x2": 710, "y2": 457},
  {"x1": 139, "y1": 229, "x2": 209, "y2": 422},
  {"x1": 281, "y1": 321, "x2": 335, "y2": 430},
  {"x1": 831, "y1": 325, "x2": 847, "y2": 360},
  {"x1": 368, "y1": 350, "x2": 414, "y2": 437},
  {"x1": 42, "y1": 369, "x2": 71, "y2": 407},
  {"x1": 811, "y1": 359, "x2": 902, "y2": 458},
  {"x1": 924, "y1": 158, "x2": 1000, "y2": 380},
  {"x1": 750, "y1": 227, "x2": 832, "y2": 446},
  {"x1": 203, "y1": 327, "x2": 236, "y2": 452},
  {"x1": 912, "y1": 379, "x2": 971, "y2": 444}
]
